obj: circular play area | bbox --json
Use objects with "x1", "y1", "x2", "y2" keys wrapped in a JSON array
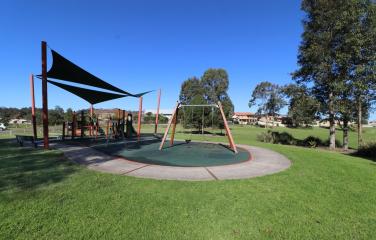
[
  {"x1": 93, "y1": 140, "x2": 251, "y2": 167},
  {"x1": 57, "y1": 139, "x2": 291, "y2": 181}
]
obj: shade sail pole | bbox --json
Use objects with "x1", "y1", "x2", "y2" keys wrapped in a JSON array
[
  {"x1": 154, "y1": 89, "x2": 161, "y2": 134},
  {"x1": 41, "y1": 41, "x2": 49, "y2": 149},
  {"x1": 137, "y1": 96, "x2": 143, "y2": 141},
  {"x1": 30, "y1": 74, "x2": 38, "y2": 141}
]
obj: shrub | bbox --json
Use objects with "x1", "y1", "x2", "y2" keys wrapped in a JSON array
[
  {"x1": 356, "y1": 142, "x2": 376, "y2": 160},
  {"x1": 323, "y1": 138, "x2": 343, "y2": 148},
  {"x1": 301, "y1": 136, "x2": 323, "y2": 148},
  {"x1": 256, "y1": 131, "x2": 273, "y2": 143},
  {"x1": 271, "y1": 131, "x2": 296, "y2": 145},
  {"x1": 256, "y1": 131, "x2": 296, "y2": 145}
]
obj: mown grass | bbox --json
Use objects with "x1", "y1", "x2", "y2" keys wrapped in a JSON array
[
  {"x1": 0, "y1": 126, "x2": 376, "y2": 239},
  {"x1": 155, "y1": 124, "x2": 376, "y2": 150}
]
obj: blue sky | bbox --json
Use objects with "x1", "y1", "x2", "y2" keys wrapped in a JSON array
[{"x1": 3, "y1": 1, "x2": 372, "y2": 119}]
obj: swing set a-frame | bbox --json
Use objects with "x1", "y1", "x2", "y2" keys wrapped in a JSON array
[{"x1": 159, "y1": 101, "x2": 238, "y2": 153}]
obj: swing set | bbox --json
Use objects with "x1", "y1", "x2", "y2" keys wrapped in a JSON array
[{"x1": 159, "y1": 101, "x2": 238, "y2": 153}]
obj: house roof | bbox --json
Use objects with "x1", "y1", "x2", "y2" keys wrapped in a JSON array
[{"x1": 233, "y1": 112, "x2": 254, "y2": 116}]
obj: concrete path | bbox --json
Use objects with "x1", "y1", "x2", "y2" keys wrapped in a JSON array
[{"x1": 55, "y1": 143, "x2": 291, "y2": 181}]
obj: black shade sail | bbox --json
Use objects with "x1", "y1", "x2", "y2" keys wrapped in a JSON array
[
  {"x1": 47, "y1": 80, "x2": 127, "y2": 104},
  {"x1": 132, "y1": 90, "x2": 154, "y2": 97},
  {"x1": 46, "y1": 50, "x2": 131, "y2": 95}
]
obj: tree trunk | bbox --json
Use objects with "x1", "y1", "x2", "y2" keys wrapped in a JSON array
[
  {"x1": 343, "y1": 118, "x2": 349, "y2": 151},
  {"x1": 328, "y1": 92, "x2": 336, "y2": 150},
  {"x1": 265, "y1": 115, "x2": 269, "y2": 128},
  {"x1": 357, "y1": 98, "x2": 363, "y2": 149}
]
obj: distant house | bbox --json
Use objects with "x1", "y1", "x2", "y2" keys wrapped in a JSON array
[
  {"x1": 144, "y1": 109, "x2": 174, "y2": 120},
  {"x1": 232, "y1": 112, "x2": 257, "y2": 125},
  {"x1": 9, "y1": 119, "x2": 29, "y2": 124},
  {"x1": 256, "y1": 115, "x2": 289, "y2": 127},
  {"x1": 365, "y1": 120, "x2": 376, "y2": 128},
  {"x1": 313, "y1": 120, "x2": 357, "y2": 128},
  {"x1": 231, "y1": 112, "x2": 293, "y2": 127}
]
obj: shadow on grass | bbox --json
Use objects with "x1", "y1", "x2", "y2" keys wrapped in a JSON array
[
  {"x1": 349, "y1": 152, "x2": 376, "y2": 162},
  {"x1": 0, "y1": 139, "x2": 78, "y2": 193}
]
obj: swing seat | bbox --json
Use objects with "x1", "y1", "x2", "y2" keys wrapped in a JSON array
[{"x1": 185, "y1": 139, "x2": 191, "y2": 143}]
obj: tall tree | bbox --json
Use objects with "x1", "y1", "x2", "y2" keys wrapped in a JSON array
[
  {"x1": 179, "y1": 77, "x2": 203, "y2": 104},
  {"x1": 179, "y1": 77, "x2": 206, "y2": 130},
  {"x1": 282, "y1": 84, "x2": 319, "y2": 127},
  {"x1": 179, "y1": 69, "x2": 234, "y2": 131},
  {"x1": 249, "y1": 81, "x2": 285, "y2": 127},
  {"x1": 292, "y1": 0, "x2": 374, "y2": 149},
  {"x1": 201, "y1": 68, "x2": 234, "y2": 117},
  {"x1": 346, "y1": 1, "x2": 376, "y2": 147}
]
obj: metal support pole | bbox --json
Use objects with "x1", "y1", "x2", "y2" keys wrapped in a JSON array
[
  {"x1": 137, "y1": 96, "x2": 143, "y2": 141},
  {"x1": 41, "y1": 41, "x2": 49, "y2": 149},
  {"x1": 154, "y1": 89, "x2": 161, "y2": 134},
  {"x1": 30, "y1": 74, "x2": 38, "y2": 141}
]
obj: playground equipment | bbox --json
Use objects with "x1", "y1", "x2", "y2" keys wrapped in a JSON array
[
  {"x1": 30, "y1": 41, "x2": 160, "y2": 148},
  {"x1": 159, "y1": 101, "x2": 238, "y2": 153}
]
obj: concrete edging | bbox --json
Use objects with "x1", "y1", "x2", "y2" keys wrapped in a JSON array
[{"x1": 55, "y1": 143, "x2": 291, "y2": 181}]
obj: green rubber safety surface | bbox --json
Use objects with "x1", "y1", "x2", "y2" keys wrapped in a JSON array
[{"x1": 93, "y1": 140, "x2": 250, "y2": 167}]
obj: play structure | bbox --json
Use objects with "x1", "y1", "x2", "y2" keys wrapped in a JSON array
[
  {"x1": 29, "y1": 41, "x2": 161, "y2": 148},
  {"x1": 61, "y1": 108, "x2": 138, "y2": 141},
  {"x1": 159, "y1": 101, "x2": 238, "y2": 153},
  {"x1": 26, "y1": 41, "x2": 247, "y2": 170}
]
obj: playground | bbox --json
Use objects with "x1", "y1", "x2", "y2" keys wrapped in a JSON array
[
  {"x1": 16, "y1": 42, "x2": 292, "y2": 181},
  {"x1": 1, "y1": 51, "x2": 375, "y2": 234},
  {"x1": 2, "y1": 0, "x2": 376, "y2": 238}
]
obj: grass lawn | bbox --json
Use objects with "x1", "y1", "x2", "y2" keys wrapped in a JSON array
[{"x1": 1, "y1": 126, "x2": 375, "y2": 239}]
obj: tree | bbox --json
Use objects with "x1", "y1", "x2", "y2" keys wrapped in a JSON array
[
  {"x1": 178, "y1": 69, "x2": 234, "y2": 132},
  {"x1": 49, "y1": 106, "x2": 65, "y2": 125},
  {"x1": 292, "y1": 0, "x2": 375, "y2": 149},
  {"x1": 179, "y1": 77, "x2": 203, "y2": 104},
  {"x1": 143, "y1": 112, "x2": 169, "y2": 124},
  {"x1": 346, "y1": 1, "x2": 376, "y2": 148},
  {"x1": 249, "y1": 81, "x2": 285, "y2": 127},
  {"x1": 179, "y1": 77, "x2": 207, "y2": 131},
  {"x1": 282, "y1": 84, "x2": 319, "y2": 127},
  {"x1": 65, "y1": 108, "x2": 74, "y2": 122}
]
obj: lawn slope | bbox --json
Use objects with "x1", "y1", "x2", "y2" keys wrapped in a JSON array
[{"x1": 0, "y1": 129, "x2": 375, "y2": 239}]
